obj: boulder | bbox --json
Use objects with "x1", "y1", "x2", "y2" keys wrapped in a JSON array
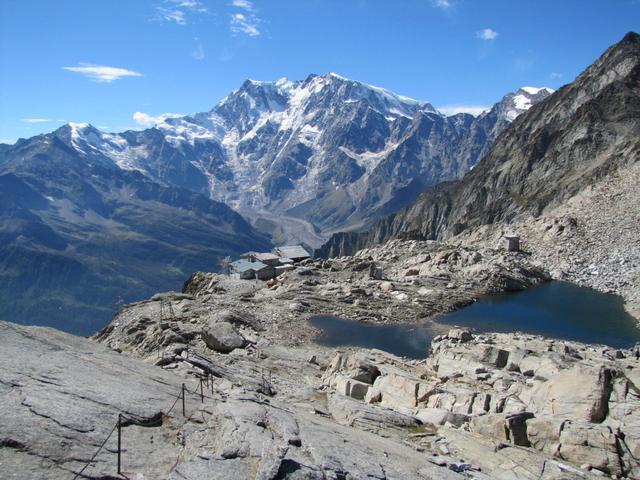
[
  {"x1": 201, "y1": 321, "x2": 246, "y2": 353},
  {"x1": 480, "y1": 346, "x2": 510, "y2": 368},
  {"x1": 557, "y1": 423, "x2": 622, "y2": 475},
  {"x1": 431, "y1": 350, "x2": 487, "y2": 379},
  {"x1": 415, "y1": 408, "x2": 469, "y2": 427},
  {"x1": 447, "y1": 328, "x2": 473, "y2": 342},
  {"x1": 327, "y1": 394, "x2": 422, "y2": 435},
  {"x1": 380, "y1": 281, "x2": 395, "y2": 292},
  {"x1": 349, "y1": 380, "x2": 371, "y2": 400},
  {"x1": 334, "y1": 375, "x2": 370, "y2": 400},
  {"x1": 522, "y1": 365, "x2": 613, "y2": 422},
  {"x1": 526, "y1": 416, "x2": 566, "y2": 454},
  {"x1": 375, "y1": 373, "x2": 432, "y2": 411},
  {"x1": 470, "y1": 412, "x2": 533, "y2": 446},
  {"x1": 364, "y1": 387, "x2": 382, "y2": 404},
  {"x1": 323, "y1": 352, "x2": 380, "y2": 385}
]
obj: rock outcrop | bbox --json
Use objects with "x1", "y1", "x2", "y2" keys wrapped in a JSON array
[{"x1": 322, "y1": 328, "x2": 640, "y2": 477}]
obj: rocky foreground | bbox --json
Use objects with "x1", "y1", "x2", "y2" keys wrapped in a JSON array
[
  {"x1": 3, "y1": 311, "x2": 640, "y2": 479},
  {"x1": 2, "y1": 237, "x2": 639, "y2": 479}
]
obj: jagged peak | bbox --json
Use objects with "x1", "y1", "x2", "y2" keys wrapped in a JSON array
[
  {"x1": 518, "y1": 86, "x2": 555, "y2": 95},
  {"x1": 619, "y1": 31, "x2": 640, "y2": 46},
  {"x1": 53, "y1": 122, "x2": 100, "y2": 139}
]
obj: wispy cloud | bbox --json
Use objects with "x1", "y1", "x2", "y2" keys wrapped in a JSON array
[
  {"x1": 437, "y1": 104, "x2": 490, "y2": 116},
  {"x1": 229, "y1": 1, "x2": 261, "y2": 37},
  {"x1": 63, "y1": 63, "x2": 142, "y2": 82},
  {"x1": 157, "y1": 7, "x2": 186, "y2": 24},
  {"x1": 154, "y1": 0, "x2": 207, "y2": 25},
  {"x1": 231, "y1": 0, "x2": 254, "y2": 11},
  {"x1": 432, "y1": 0, "x2": 453, "y2": 8},
  {"x1": 21, "y1": 118, "x2": 52, "y2": 123},
  {"x1": 477, "y1": 28, "x2": 498, "y2": 41},
  {"x1": 192, "y1": 37, "x2": 205, "y2": 60},
  {"x1": 549, "y1": 72, "x2": 563, "y2": 80},
  {"x1": 133, "y1": 111, "x2": 183, "y2": 127},
  {"x1": 230, "y1": 12, "x2": 261, "y2": 36}
]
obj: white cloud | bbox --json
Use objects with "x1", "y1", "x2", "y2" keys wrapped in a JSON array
[
  {"x1": 477, "y1": 28, "x2": 498, "y2": 41},
  {"x1": 154, "y1": 0, "x2": 207, "y2": 25},
  {"x1": 231, "y1": 0, "x2": 254, "y2": 11},
  {"x1": 549, "y1": 72, "x2": 563, "y2": 80},
  {"x1": 432, "y1": 0, "x2": 453, "y2": 8},
  {"x1": 172, "y1": 0, "x2": 206, "y2": 9},
  {"x1": 192, "y1": 37, "x2": 205, "y2": 60},
  {"x1": 157, "y1": 7, "x2": 186, "y2": 24},
  {"x1": 63, "y1": 63, "x2": 142, "y2": 83},
  {"x1": 21, "y1": 118, "x2": 51, "y2": 123},
  {"x1": 437, "y1": 104, "x2": 490, "y2": 116},
  {"x1": 230, "y1": 12, "x2": 260, "y2": 36},
  {"x1": 133, "y1": 112, "x2": 183, "y2": 127}
]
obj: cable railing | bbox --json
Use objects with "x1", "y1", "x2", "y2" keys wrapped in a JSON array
[{"x1": 71, "y1": 373, "x2": 220, "y2": 479}]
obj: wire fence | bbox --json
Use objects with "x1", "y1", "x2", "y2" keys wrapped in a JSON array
[
  {"x1": 71, "y1": 337, "x2": 277, "y2": 480},
  {"x1": 70, "y1": 372, "x2": 226, "y2": 479}
]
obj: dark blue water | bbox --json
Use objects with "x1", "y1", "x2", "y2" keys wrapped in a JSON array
[
  {"x1": 436, "y1": 281, "x2": 640, "y2": 349},
  {"x1": 309, "y1": 315, "x2": 432, "y2": 359},
  {"x1": 309, "y1": 282, "x2": 640, "y2": 357}
]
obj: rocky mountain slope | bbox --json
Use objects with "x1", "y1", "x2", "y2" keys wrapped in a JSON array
[
  {"x1": 317, "y1": 32, "x2": 640, "y2": 260},
  {"x1": 0, "y1": 129, "x2": 271, "y2": 334},
  {"x1": 457, "y1": 158, "x2": 640, "y2": 318}
]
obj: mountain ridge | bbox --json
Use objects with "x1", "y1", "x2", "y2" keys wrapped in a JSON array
[
  {"x1": 316, "y1": 32, "x2": 640, "y2": 259},
  {"x1": 22, "y1": 74, "x2": 552, "y2": 244}
]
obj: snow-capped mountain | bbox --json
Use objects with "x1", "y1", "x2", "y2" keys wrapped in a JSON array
[
  {"x1": 36, "y1": 74, "x2": 554, "y2": 244},
  {"x1": 0, "y1": 74, "x2": 555, "y2": 332}
]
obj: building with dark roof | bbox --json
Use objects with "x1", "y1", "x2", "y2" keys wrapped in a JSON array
[
  {"x1": 230, "y1": 259, "x2": 275, "y2": 280},
  {"x1": 273, "y1": 245, "x2": 311, "y2": 263}
]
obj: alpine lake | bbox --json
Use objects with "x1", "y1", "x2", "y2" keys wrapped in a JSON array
[{"x1": 309, "y1": 281, "x2": 640, "y2": 359}]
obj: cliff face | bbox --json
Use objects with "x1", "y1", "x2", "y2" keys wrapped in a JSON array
[{"x1": 317, "y1": 32, "x2": 640, "y2": 259}]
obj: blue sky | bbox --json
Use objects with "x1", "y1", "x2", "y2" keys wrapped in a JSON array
[{"x1": 1, "y1": 0, "x2": 638, "y2": 143}]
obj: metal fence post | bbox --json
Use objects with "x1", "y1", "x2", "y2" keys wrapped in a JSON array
[
  {"x1": 182, "y1": 383, "x2": 186, "y2": 416},
  {"x1": 200, "y1": 377, "x2": 204, "y2": 403},
  {"x1": 117, "y1": 414, "x2": 122, "y2": 475}
]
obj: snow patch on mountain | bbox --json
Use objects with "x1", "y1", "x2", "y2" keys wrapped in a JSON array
[
  {"x1": 503, "y1": 86, "x2": 555, "y2": 121},
  {"x1": 521, "y1": 86, "x2": 555, "y2": 95}
]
